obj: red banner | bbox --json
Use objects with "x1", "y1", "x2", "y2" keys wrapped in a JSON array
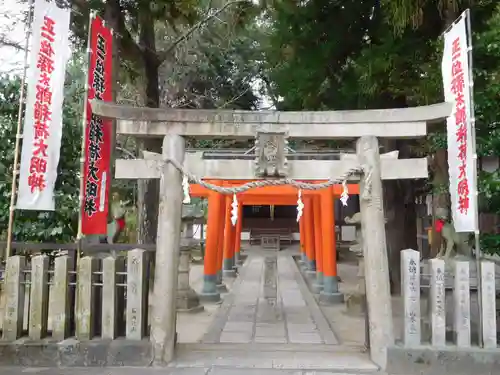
[{"x1": 81, "y1": 16, "x2": 113, "y2": 234}]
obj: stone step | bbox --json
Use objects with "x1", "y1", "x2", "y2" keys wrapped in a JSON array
[{"x1": 172, "y1": 347, "x2": 379, "y2": 372}]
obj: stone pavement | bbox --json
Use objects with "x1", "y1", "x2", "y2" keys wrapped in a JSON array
[
  {"x1": 1, "y1": 368, "x2": 386, "y2": 375},
  {"x1": 201, "y1": 251, "x2": 337, "y2": 345}
]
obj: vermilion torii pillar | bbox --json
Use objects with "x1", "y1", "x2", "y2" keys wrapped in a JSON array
[
  {"x1": 222, "y1": 195, "x2": 237, "y2": 278},
  {"x1": 312, "y1": 196, "x2": 324, "y2": 293},
  {"x1": 320, "y1": 187, "x2": 341, "y2": 303},
  {"x1": 215, "y1": 193, "x2": 228, "y2": 293},
  {"x1": 200, "y1": 190, "x2": 223, "y2": 302},
  {"x1": 304, "y1": 198, "x2": 316, "y2": 273}
]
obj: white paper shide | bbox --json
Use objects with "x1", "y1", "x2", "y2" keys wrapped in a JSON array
[
  {"x1": 442, "y1": 16, "x2": 477, "y2": 232},
  {"x1": 17, "y1": 0, "x2": 71, "y2": 211}
]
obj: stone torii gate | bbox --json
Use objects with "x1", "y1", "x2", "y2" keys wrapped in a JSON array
[{"x1": 91, "y1": 100, "x2": 451, "y2": 369}]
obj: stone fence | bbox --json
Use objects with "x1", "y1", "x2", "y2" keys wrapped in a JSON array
[
  {"x1": 0, "y1": 249, "x2": 149, "y2": 342},
  {"x1": 388, "y1": 249, "x2": 500, "y2": 375}
]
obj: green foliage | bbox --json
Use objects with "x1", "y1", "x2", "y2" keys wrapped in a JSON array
[
  {"x1": 480, "y1": 233, "x2": 500, "y2": 256},
  {"x1": 263, "y1": 0, "x2": 500, "y2": 254},
  {"x1": 263, "y1": 0, "x2": 378, "y2": 111},
  {"x1": 0, "y1": 56, "x2": 85, "y2": 242}
]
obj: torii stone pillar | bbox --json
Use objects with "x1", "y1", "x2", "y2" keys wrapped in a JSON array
[
  {"x1": 150, "y1": 133, "x2": 185, "y2": 364},
  {"x1": 357, "y1": 136, "x2": 394, "y2": 369}
]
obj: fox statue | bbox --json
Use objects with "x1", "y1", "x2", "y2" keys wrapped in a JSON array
[
  {"x1": 434, "y1": 207, "x2": 472, "y2": 259},
  {"x1": 84, "y1": 192, "x2": 130, "y2": 245}
]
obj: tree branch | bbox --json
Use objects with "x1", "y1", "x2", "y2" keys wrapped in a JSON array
[
  {"x1": 157, "y1": 0, "x2": 247, "y2": 63},
  {"x1": 0, "y1": 36, "x2": 25, "y2": 52},
  {"x1": 103, "y1": 0, "x2": 145, "y2": 66},
  {"x1": 219, "y1": 86, "x2": 252, "y2": 108}
]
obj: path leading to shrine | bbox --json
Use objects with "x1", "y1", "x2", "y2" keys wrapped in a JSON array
[
  {"x1": 202, "y1": 252, "x2": 337, "y2": 345},
  {"x1": 171, "y1": 249, "x2": 378, "y2": 372}
]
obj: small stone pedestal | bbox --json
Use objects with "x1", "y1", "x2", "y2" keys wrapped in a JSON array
[
  {"x1": 223, "y1": 257, "x2": 236, "y2": 278},
  {"x1": 233, "y1": 251, "x2": 241, "y2": 269},
  {"x1": 216, "y1": 271, "x2": 228, "y2": 293},
  {"x1": 199, "y1": 276, "x2": 221, "y2": 303},
  {"x1": 319, "y1": 276, "x2": 344, "y2": 304},
  {"x1": 312, "y1": 271, "x2": 324, "y2": 294},
  {"x1": 305, "y1": 259, "x2": 316, "y2": 279}
]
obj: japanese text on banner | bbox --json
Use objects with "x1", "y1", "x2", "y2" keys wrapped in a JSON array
[
  {"x1": 442, "y1": 16, "x2": 477, "y2": 233},
  {"x1": 17, "y1": 0, "x2": 71, "y2": 211},
  {"x1": 81, "y1": 16, "x2": 113, "y2": 235}
]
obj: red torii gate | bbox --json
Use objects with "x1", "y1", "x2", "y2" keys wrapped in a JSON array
[{"x1": 189, "y1": 181, "x2": 360, "y2": 302}]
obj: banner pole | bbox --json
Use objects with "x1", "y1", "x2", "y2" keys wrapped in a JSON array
[
  {"x1": 4, "y1": 0, "x2": 35, "y2": 261},
  {"x1": 76, "y1": 11, "x2": 95, "y2": 260},
  {"x1": 464, "y1": 8, "x2": 483, "y2": 348}
]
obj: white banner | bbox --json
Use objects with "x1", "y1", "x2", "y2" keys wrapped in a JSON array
[
  {"x1": 442, "y1": 15, "x2": 477, "y2": 232},
  {"x1": 17, "y1": 0, "x2": 71, "y2": 211}
]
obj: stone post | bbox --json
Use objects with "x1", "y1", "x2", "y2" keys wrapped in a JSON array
[
  {"x1": 127, "y1": 249, "x2": 148, "y2": 339},
  {"x1": 429, "y1": 258, "x2": 446, "y2": 347},
  {"x1": 356, "y1": 136, "x2": 394, "y2": 369},
  {"x1": 176, "y1": 205, "x2": 203, "y2": 312},
  {"x1": 480, "y1": 261, "x2": 497, "y2": 349},
  {"x1": 52, "y1": 255, "x2": 71, "y2": 341},
  {"x1": 453, "y1": 260, "x2": 471, "y2": 347},
  {"x1": 150, "y1": 133, "x2": 185, "y2": 364},
  {"x1": 400, "y1": 249, "x2": 421, "y2": 347},
  {"x1": 2, "y1": 256, "x2": 25, "y2": 341},
  {"x1": 102, "y1": 256, "x2": 125, "y2": 339},
  {"x1": 29, "y1": 255, "x2": 50, "y2": 339},
  {"x1": 76, "y1": 256, "x2": 98, "y2": 340}
]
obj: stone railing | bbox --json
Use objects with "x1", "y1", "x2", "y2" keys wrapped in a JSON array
[
  {"x1": 0, "y1": 249, "x2": 149, "y2": 342},
  {"x1": 389, "y1": 249, "x2": 500, "y2": 374}
]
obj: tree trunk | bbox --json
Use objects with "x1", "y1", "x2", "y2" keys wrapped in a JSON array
[
  {"x1": 137, "y1": 13, "x2": 162, "y2": 245},
  {"x1": 382, "y1": 140, "x2": 418, "y2": 295},
  {"x1": 430, "y1": 149, "x2": 449, "y2": 257},
  {"x1": 428, "y1": 7, "x2": 458, "y2": 257},
  {"x1": 101, "y1": 0, "x2": 162, "y2": 244}
]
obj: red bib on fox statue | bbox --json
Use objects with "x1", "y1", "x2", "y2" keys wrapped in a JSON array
[{"x1": 434, "y1": 219, "x2": 445, "y2": 233}]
